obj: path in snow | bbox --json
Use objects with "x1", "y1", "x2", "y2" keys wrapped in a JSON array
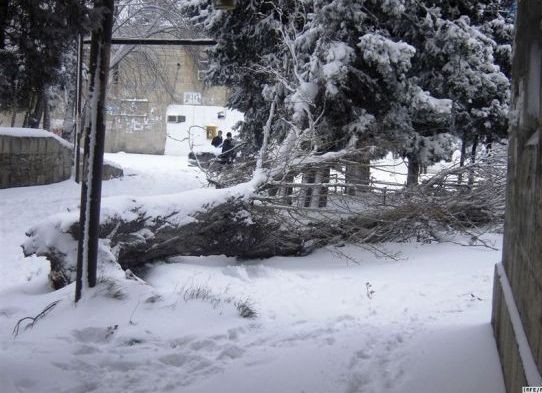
[{"x1": 0, "y1": 153, "x2": 505, "y2": 393}]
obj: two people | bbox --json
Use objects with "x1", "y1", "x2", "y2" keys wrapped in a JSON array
[{"x1": 211, "y1": 130, "x2": 236, "y2": 164}]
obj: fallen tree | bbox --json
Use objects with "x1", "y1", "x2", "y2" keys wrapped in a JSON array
[
  {"x1": 21, "y1": 184, "x2": 311, "y2": 289},
  {"x1": 22, "y1": 138, "x2": 507, "y2": 290}
]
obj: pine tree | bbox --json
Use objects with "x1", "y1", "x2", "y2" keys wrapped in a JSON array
[
  {"x1": 185, "y1": 0, "x2": 511, "y2": 186},
  {"x1": 187, "y1": 1, "x2": 449, "y2": 163},
  {"x1": 403, "y1": 0, "x2": 512, "y2": 180},
  {"x1": 0, "y1": 0, "x2": 90, "y2": 128}
]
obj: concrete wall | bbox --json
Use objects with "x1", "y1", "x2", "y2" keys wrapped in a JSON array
[
  {"x1": 491, "y1": 2, "x2": 542, "y2": 391},
  {"x1": 104, "y1": 112, "x2": 166, "y2": 155},
  {"x1": 104, "y1": 46, "x2": 229, "y2": 155},
  {"x1": 0, "y1": 134, "x2": 72, "y2": 189}
]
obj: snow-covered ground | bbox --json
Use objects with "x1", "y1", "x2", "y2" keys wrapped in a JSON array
[{"x1": 0, "y1": 153, "x2": 504, "y2": 393}]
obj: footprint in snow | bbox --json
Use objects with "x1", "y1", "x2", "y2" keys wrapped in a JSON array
[
  {"x1": 227, "y1": 326, "x2": 245, "y2": 340},
  {"x1": 60, "y1": 381, "x2": 98, "y2": 393},
  {"x1": 72, "y1": 325, "x2": 118, "y2": 344},
  {"x1": 216, "y1": 344, "x2": 245, "y2": 360},
  {"x1": 73, "y1": 344, "x2": 101, "y2": 355},
  {"x1": 169, "y1": 335, "x2": 196, "y2": 348},
  {"x1": 158, "y1": 353, "x2": 192, "y2": 367},
  {"x1": 99, "y1": 358, "x2": 141, "y2": 372},
  {"x1": 189, "y1": 338, "x2": 218, "y2": 351}
]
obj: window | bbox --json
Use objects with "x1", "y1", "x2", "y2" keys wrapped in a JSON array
[{"x1": 167, "y1": 115, "x2": 186, "y2": 123}]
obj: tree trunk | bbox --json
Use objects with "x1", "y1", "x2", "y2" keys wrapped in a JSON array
[
  {"x1": 458, "y1": 130, "x2": 467, "y2": 184},
  {"x1": 310, "y1": 166, "x2": 330, "y2": 208},
  {"x1": 345, "y1": 154, "x2": 370, "y2": 195},
  {"x1": 406, "y1": 153, "x2": 420, "y2": 187},
  {"x1": 485, "y1": 134, "x2": 493, "y2": 157},
  {"x1": 301, "y1": 169, "x2": 316, "y2": 208},
  {"x1": 468, "y1": 134, "x2": 479, "y2": 187},
  {"x1": 10, "y1": 107, "x2": 17, "y2": 127},
  {"x1": 42, "y1": 90, "x2": 51, "y2": 131},
  {"x1": 279, "y1": 172, "x2": 295, "y2": 205},
  {"x1": 28, "y1": 91, "x2": 44, "y2": 129},
  {"x1": 22, "y1": 94, "x2": 36, "y2": 128},
  {"x1": 23, "y1": 198, "x2": 306, "y2": 289},
  {"x1": 62, "y1": 41, "x2": 80, "y2": 142},
  {"x1": 470, "y1": 134, "x2": 479, "y2": 165},
  {"x1": 22, "y1": 112, "x2": 29, "y2": 128}
]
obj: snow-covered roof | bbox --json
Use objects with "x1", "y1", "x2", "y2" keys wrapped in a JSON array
[{"x1": 0, "y1": 127, "x2": 72, "y2": 149}]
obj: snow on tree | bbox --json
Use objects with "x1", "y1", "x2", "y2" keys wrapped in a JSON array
[
  {"x1": 404, "y1": 0, "x2": 512, "y2": 172},
  {"x1": 0, "y1": 0, "x2": 90, "y2": 128},
  {"x1": 183, "y1": 0, "x2": 511, "y2": 186},
  {"x1": 183, "y1": 0, "x2": 455, "y2": 188}
]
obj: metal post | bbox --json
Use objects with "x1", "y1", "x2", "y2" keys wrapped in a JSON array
[
  {"x1": 75, "y1": 0, "x2": 115, "y2": 302},
  {"x1": 83, "y1": 38, "x2": 216, "y2": 46},
  {"x1": 73, "y1": 1, "x2": 220, "y2": 302},
  {"x1": 74, "y1": 34, "x2": 83, "y2": 183}
]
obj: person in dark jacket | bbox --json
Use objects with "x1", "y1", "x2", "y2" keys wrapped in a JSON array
[
  {"x1": 221, "y1": 132, "x2": 235, "y2": 163},
  {"x1": 211, "y1": 130, "x2": 223, "y2": 147}
]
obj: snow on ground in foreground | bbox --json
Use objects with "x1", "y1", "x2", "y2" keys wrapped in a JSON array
[{"x1": 0, "y1": 153, "x2": 505, "y2": 393}]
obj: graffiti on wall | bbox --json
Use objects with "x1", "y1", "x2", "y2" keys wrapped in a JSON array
[{"x1": 108, "y1": 98, "x2": 162, "y2": 134}]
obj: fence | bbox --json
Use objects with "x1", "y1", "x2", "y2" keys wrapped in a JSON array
[{"x1": 262, "y1": 162, "x2": 404, "y2": 213}]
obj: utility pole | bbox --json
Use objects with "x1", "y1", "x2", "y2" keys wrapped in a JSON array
[
  {"x1": 74, "y1": 0, "x2": 233, "y2": 302},
  {"x1": 74, "y1": 34, "x2": 83, "y2": 184},
  {"x1": 75, "y1": 0, "x2": 115, "y2": 302}
]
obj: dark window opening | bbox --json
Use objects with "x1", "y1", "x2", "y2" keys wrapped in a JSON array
[{"x1": 167, "y1": 115, "x2": 186, "y2": 123}]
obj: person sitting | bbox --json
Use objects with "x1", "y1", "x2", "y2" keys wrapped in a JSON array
[
  {"x1": 221, "y1": 132, "x2": 235, "y2": 163},
  {"x1": 211, "y1": 130, "x2": 223, "y2": 148}
]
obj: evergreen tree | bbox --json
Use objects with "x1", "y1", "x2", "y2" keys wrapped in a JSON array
[
  {"x1": 0, "y1": 0, "x2": 90, "y2": 128},
  {"x1": 187, "y1": 1, "x2": 450, "y2": 163},
  {"x1": 389, "y1": 0, "x2": 511, "y2": 183},
  {"x1": 185, "y1": 0, "x2": 511, "y2": 185}
]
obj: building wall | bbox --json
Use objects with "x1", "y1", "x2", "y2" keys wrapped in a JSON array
[
  {"x1": 0, "y1": 133, "x2": 72, "y2": 188},
  {"x1": 1, "y1": 46, "x2": 230, "y2": 155},
  {"x1": 491, "y1": 2, "x2": 542, "y2": 391},
  {"x1": 105, "y1": 45, "x2": 229, "y2": 154}
]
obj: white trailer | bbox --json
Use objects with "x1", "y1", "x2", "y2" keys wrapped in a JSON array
[{"x1": 164, "y1": 104, "x2": 244, "y2": 156}]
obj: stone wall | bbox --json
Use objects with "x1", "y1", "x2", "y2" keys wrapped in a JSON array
[
  {"x1": 491, "y1": 2, "x2": 542, "y2": 391},
  {"x1": 0, "y1": 133, "x2": 72, "y2": 189}
]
